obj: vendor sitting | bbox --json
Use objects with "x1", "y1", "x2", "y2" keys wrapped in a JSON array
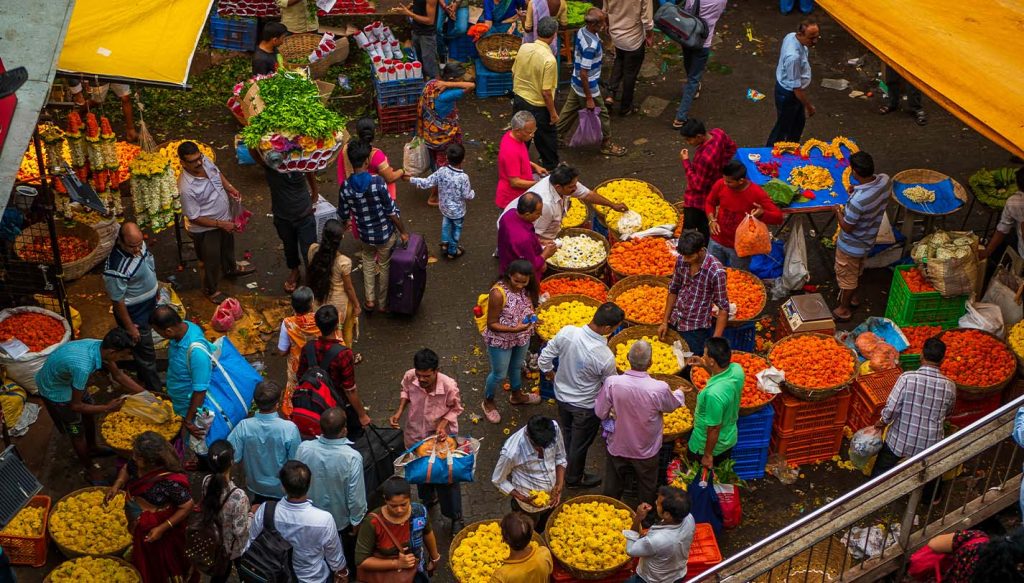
[{"x1": 482, "y1": 0, "x2": 527, "y2": 34}]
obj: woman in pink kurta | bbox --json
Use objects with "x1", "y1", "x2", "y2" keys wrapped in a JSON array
[
  {"x1": 496, "y1": 116, "x2": 546, "y2": 207},
  {"x1": 337, "y1": 117, "x2": 403, "y2": 201}
]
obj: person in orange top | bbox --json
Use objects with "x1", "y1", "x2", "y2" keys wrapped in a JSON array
[
  {"x1": 277, "y1": 286, "x2": 332, "y2": 416},
  {"x1": 492, "y1": 512, "x2": 553, "y2": 583},
  {"x1": 704, "y1": 161, "x2": 783, "y2": 270}
]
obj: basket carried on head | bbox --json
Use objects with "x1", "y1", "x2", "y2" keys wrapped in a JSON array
[
  {"x1": 546, "y1": 228, "x2": 610, "y2": 278},
  {"x1": 476, "y1": 33, "x2": 523, "y2": 73},
  {"x1": 280, "y1": 33, "x2": 349, "y2": 78},
  {"x1": 540, "y1": 272, "x2": 608, "y2": 303},
  {"x1": 536, "y1": 293, "x2": 602, "y2": 342},
  {"x1": 609, "y1": 325, "x2": 687, "y2": 375},
  {"x1": 43, "y1": 556, "x2": 141, "y2": 582},
  {"x1": 890, "y1": 168, "x2": 968, "y2": 217},
  {"x1": 608, "y1": 275, "x2": 671, "y2": 326},
  {"x1": 769, "y1": 332, "x2": 856, "y2": 402},
  {"x1": 50, "y1": 487, "x2": 132, "y2": 558},
  {"x1": 938, "y1": 327, "x2": 1016, "y2": 399},
  {"x1": 545, "y1": 495, "x2": 636, "y2": 580},
  {"x1": 652, "y1": 373, "x2": 697, "y2": 441},
  {"x1": 450, "y1": 520, "x2": 546, "y2": 582}
]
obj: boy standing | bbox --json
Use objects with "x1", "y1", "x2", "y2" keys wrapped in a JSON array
[{"x1": 404, "y1": 143, "x2": 475, "y2": 259}]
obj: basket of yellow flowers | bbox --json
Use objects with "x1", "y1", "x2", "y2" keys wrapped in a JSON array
[{"x1": 545, "y1": 495, "x2": 636, "y2": 579}]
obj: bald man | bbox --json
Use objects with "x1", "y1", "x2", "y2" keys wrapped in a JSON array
[{"x1": 102, "y1": 222, "x2": 161, "y2": 391}]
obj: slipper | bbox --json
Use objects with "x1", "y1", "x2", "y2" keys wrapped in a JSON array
[
  {"x1": 427, "y1": 197, "x2": 440, "y2": 207},
  {"x1": 603, "y1": 96, "x2": 615, "y2": 106},
  {"x1": 914, "y1": 110, "x2": 928, "y2": 126},
  {"x1": 226, "y1": 265, "x2": 256, "y2": 277},
  {"x1": 207, "y1": 291, "x2": 228, "y2": 304},
  {"x1": 878, "y1": 104, "x2": 900, "y2": 115},
  {"x1": 449, "y1": 247, "x2": 465, "y2": 259},
  {"x1": 600, "y1": 143, "x2": 627, "y2": 157},
  {"x1": 511, "y1": 392, "x2": 541, "y2": 406},
  {"x1": 362, "y1": 302, "x2": 376, "y2": 313},
  {"x1": 353, "y1": 353, "x2": 364, "y2": 365},
  {"x1": 672, "y1": 119, "x2": 685, "y2": 129},
  {"x1": 482, "y1": 402, "x2": 501, "y2": 424},
  {"x1": 831, "y1": 309, "x2": 852, "y2": 323},
  {"x1": 283, "y1": 280, "x2": 298, "y2": 294},
  {"x1": 0, "y1": 67, "x2": 28, "y2": 100}
]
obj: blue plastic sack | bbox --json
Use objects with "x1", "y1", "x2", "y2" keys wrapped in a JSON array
[
  {"x1": 195, "y1": 337, "x2": 261, "y2": 446},
  {"x1": 688, "y1": 468, "x2": 724, "y2": 536},
  {"x1": 397, "y1": 436, "x2": 480, "y2": 484},
  {"x1": 569, "y1": 107, "x2": 603, "y2": 148},
  {"x1": 749, "y1": 239, "x2": 785, "y2": 279}
]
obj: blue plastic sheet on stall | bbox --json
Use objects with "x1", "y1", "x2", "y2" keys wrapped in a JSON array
[
  {"x1": 736, "y1": 147, "x2": 851, "y2": 210},
  {"x1": 892, "y1": 178, "x2": 963, "y2": 215}
]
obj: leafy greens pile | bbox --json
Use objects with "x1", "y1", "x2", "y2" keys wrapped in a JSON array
[
  {"x1": 969, "y1": 167, "x2": 1019, "y2": 210},
  {"x1": 240, "y1": 71, "x2": 345, "y2": 149}
]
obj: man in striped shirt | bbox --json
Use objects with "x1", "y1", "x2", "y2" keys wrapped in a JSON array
[{"x1": 556, "y1": 8, "x2": 626, "y2": 157}]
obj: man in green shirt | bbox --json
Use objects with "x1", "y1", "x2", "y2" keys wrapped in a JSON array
[{"x1": 688, "y1": 337, "x2": 743, "y2": 469}]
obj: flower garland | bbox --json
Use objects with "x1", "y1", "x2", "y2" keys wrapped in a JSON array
[
  {"x1": 66, "y1": 112, "x2": 87, "y2": 169},
  {"x1": 129, "y1": 151, "x2": 177, "y2": 232},
  {"x1": 771, "y1": 141, "x2": 801, "y2": 156},
  {"x1": 830, "y1": 136, "x2": 859, "y2": 160},
  {"x1": 799, "y1": 138, "x2": 831, "y2": 158},
  {"x1": 99, "y1": 117, "x2": 119, "y2": 171},
  {"x1": 39, "y1": 125, "x2": 67, "y2": 175}
]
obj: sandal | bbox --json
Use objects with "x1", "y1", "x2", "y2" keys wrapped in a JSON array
[
  {"x1": 672, "y1": 119, "x2": 685, "y2": 129},
  {"x1": 511, "y1": 392, "x2": 541, "y2": 406},
  {"x1": 449, "y1": 247, "x2": 465, "y2": 259},
  {"x1": 600, "y1": 143, "x2": 627, "y2": 157},
  {"x1": 831, "y1": 308, "x2": 852, "y2": 323},
  {"x1": 207, "y1": 291, "x2": 228, "y2": 304},
  {"x1": 353, "y1": 352, "x2": 364, "y2": 365},
  {"x1": 427, "y1": 196, "x2": 440, "y2": 207},
  {"x1": 482, "y1": 402, "x2": 501, "y2": 424},
  {"x1": 283, "y1": 280, "x2": 298, "y2": 294},
  {"x1": 362, "y1": 301, "x2": 376, "y2": 313},
  {"x1": 226, "y1": 264, "x2": 256, "y2": 277},
  {"x1": 878, "y1": 104, "x2": 899, "y2": 115},
  {"x1": 914, "y1": 110, "x2": 928, "y2": 126}
]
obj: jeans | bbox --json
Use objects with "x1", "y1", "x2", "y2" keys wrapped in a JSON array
[
  {"x1": 273, "y1": 214, "x2": 317, "y2": 270},
  {"x1": 606, "y1": 44, "x2": 646, "y2": 113},
  {"x1": 125, "y1": 297, "x2": 161, "y2": 391},
  {"x1": 675, "y1": 47, "x2": 710, "y2": 122},
  {"x1": 557, "y1": 401, "x2": 602, "y2": 483},
  {"x1": 359, "y1": 231, "x2": 398, "y2": 309},
  {"x1": 485, "y1": 343, "x2": 530, "y2": 399},
  {"x1": 885, "y1": 68, "x2": 923, "y2": 112},
  {"x1": 779, "y1": 0, "x2": 814, "y2": 13},
  {"x1": 417, "y1": 483, "x2": 463, "y2": 520},
  {"x1": 441, "y1": 216, "x2": 464, "y2": 256},
  {"x1": 412, "y1": 30, "x2": 439, "y2": 79},
  {"x1": 188, "y1": 228, "x2": 236, "y2": 296},
  {"x1": 512, "y1": 94, "x2": 559, "y2": 170},
  {"x1": 708, "y1": 239, "x2": 750, "y2": 270},
  {"x1": 679, "y1": 327, "x2": 712, "y2": 359},
  {"x1": 766, "y1": 81, "x2": 806, "y2": 146},
  {"x1": 556, "y1": 90, "x2": 611, "y2": 141}
]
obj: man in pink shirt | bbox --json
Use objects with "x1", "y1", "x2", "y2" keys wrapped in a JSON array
[
  {"x1": 498, "y1": 193, "x2": 556, "y2": 276},
  {"x1": 496, "y1": 111, "x2": 549, "y2": 208},
  {"x1": 389, "y1": 348, "x2": 466, "y2": 534},
  {"x1": 595, "y1": 340, "x2": 685, "y2": 505}
]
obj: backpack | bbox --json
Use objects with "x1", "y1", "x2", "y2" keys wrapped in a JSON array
[
  {"x1": 291, "y1": 342, "x2": 345, "y2": 438},
  {"x1": 184, "y1": 484, "x2": 241, "y2": 576},
  {"x1": 655, "y1": 0, "x2": 709, "y2": 50},
  {"x1": 238, "y1": 501, "x2": 297, "y2": 583},
  {"x1": 473, "y1": 285, "x2": 506, "y2": 335}
]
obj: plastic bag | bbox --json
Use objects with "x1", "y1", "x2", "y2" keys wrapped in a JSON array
[
  {"x1": 735, "y1": 213, "x2": 772, "y2": 257},
  {"x1": 854, "y1": 332, "x2": 881, "y2": 354},
  {"x1": 616, "y1": 210, "x2": 644, "y2": 238},
  {"x1": 190, "y1": 408, "x2": 216, "y2": 455},
  {"x1": 569, "y1": 107, "x2": 603, "y2": 148},
  {"x1": 849, "y1": 426, "x2": 884, "y2": 469},
  {"x1": 220, "y1": 298, "x2": 244, "y2": 320},
  {"x1": 959, "y1": 299, "x2": 1005, "y2": 338},
  {"x1": 210, "y1": 306, "x2": 236, "y2": 333},
  {"x1": 714, "y1": 482, "x2": 741, "y2": 529},
  {"x1": 122, "y1": 391, "x2": 173, "y2": 423},
  {"x1": 868, "y1": 343, "x2": 899, "y2": 371},
  {"x1": 755, "y1": 367, "x2": 784, "y2": 395},
  {"x1": 403, "y1": 137, "x2": 429, "y2": 177},
  {"x1": 771, "y1": 222, "x2": 809, "y2": 299},
  {"x1": 749, "y1": 240, "x2": 785, "y2": 279},
  {"x1": 688, "y1": 469, "x2": 724, "y2": 536},
  {"x1": 982, "y1": 264, "x2": 1024, "y2": 328}
]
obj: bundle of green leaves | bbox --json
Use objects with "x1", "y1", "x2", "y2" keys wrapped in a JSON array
[{"x1": 240, "y1": 71, "x2": 346, "y2": 149}]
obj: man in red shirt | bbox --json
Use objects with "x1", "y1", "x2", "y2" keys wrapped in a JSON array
[
  {"x1": 705, "y1": 161, "x2": 784, "y2": 269},
  {"x1": 680, "y1": 119, "x2": 738, "y2": 241}
]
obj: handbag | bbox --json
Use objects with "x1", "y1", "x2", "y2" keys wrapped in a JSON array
[
  {"x1": 907, "y1": 535, "x2": 988, "y2": 581},
  {"x1": 688, "y1": 468, "x2": 724, "y2": 536},
  {"x1": 355, "y1": 512, "x2": 419, "y2": 583},
  {"x1": 394, "y1": 435, "x2": 480, "y2": 485},
  {"x1": 654, "y1": 0, "x2": 708, "y2": 50}
]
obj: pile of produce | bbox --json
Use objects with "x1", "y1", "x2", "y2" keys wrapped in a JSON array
[
  {"x1": 0, "y1": 311, "x2": 66, "y2": 352},
  {"x1": 666, "y1": 457, "x2": 744, "y2": 491},
  {"x1": 547, "y1": 500, "x2": 633, "y2": 571},
  {"x1": 755, "y1": 160, "x2": 780, "y2": 178},
  {"x1": 939, "y1": 329, "x2": 1015, "y2": 387},
  {"x1": 764, "y1": 179, "x2": 798, "y2": 207},
  {"x1": 451, "y1": 521, "x2": 535, "y2": 582},
  {"x1": 549, "y1": 234, "x2": 607, "y2": 269},
  {"x1": 561, "y1": 199, "x2": 589, "y2": 228},
  {"x1": 691, "y1": 352, "x2": 772, "y2": 409},
  {"x1": 530, "y1": 490, "x2": 551, "y2": 507},
  {"x1": 969, "y1": 167, "x2": 1019, "y2": 210},
  {"x1": 1009, "y1": 321, "x2": 1024, "y2": 361},
  {"x1": 901, "y1": 267, "x2": 936, "y2": 293},
  {"x1": 159, "y1": 140, "x2": 215, "y2": 178},
  {"x1": 50, "y1": 490, "x2": 131, "y2": 555},
  {"x1": 540, "y1": 277, "x2": 607, "y2": 301},
  {"x1": 903, "y1": 185, "x2": 937, "y2": 203},
  {"x1": 615, "y1": 285, "x2": 668, "y2": 324},
  {"x1": 725, "y1": 268, "x2": 765, "y2": 320},
  {"x1": 663, "y1": 404, "x2": 693, "y2": 435},
  {"x1": 101, "y1": 397, "x2": 182, "y2": 450},
  {"x1": 770, "y1": 334, "x2": 854, "y2": 389},
  {"x1": 537, "y1": 300, "x2": 597, "y2": 340},
  {"x1": 595, "y1": 179, "x2": 676, "y2": 231},
  {"x1": 608, "y1": 238, "x2": 676, "y2": 276},
  {"x1": 566, "y1": 0, "x2": 592, "y2": 26},
  {"x1": 17, "y1": 233, "x2": 94, "y2": 264},
  {"x1": 0, "y1": 505, "x2": 44, "y2": 537},
  {"x1": 48, "y1": 557, "x2": 139, "y2": 582},
  {"x1": 615, "y1": 336, "x2": 681, "y2": 375},
  {"x1": 788, "y1": 165, "x2": 834, "y2": 191},
  {"x1": 129, "y1": 150, "x2": 179, "y2": 232},
  {"x1": 902, "y1": 325, "x2": 942, "y2": 354},
  {"x1": 854, "y1": 332, "x2": 898, "y2": 372}
]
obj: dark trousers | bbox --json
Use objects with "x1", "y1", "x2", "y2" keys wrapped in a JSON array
[
  {"x1": 885, "y1": 68, "x2": 923, "y2": 112},
  {"x1": 417, "y1": 482, "x2": 463, "y2": 521},
  {"x1": 512, "y1": 94, "x2": 559, "y2": 171},
  {"x1": 679, "y1": 327, "x2": 713, "y2": 379},
  {"x1": 124, "y1": 297, "x2": 161, "y2": 392},
  {"x1": 189, "y1": 228, "x2": 236, "y2": 296},
  {"x1": 870, "y1": 442, "x2": 942, "y2": 501},
  {"x1": 511, "y1": 498, "x2": 554, "y2": 533},
  {"x1": 273, "y1": 214, "x2": 318, "y2": 270},
  {"x1": 339, "y1": 525, "x2": 357, "y2": 574},
  {"x1": 607, "y1": 45, "x2": 646, "y2": 113},
  {"x1": 682, "y1": 206, "x2": 710, "y2": 243},
  {"x1": 209, "y1": 559, "x2": 241, "y2": 583},
  {"x1": 766, "y1": 81, "x2": 806, "y2": 146},
  {"x1": 557, "y1": 401, "x2": 601, "y2": 483},
  {"x1": 251, "y1": 492, "x2": 281, "y2": 505},
  {"x1": 605, "y1": 453, "x2": 660, "y2": 506}
]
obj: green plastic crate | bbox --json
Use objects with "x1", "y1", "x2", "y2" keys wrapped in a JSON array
[
  {"x1": 899, "y1": 352, "x2": 921, "y2": 371},
  {"x1": 885, "y1": 265, "x2": 967, "y2": 327}
]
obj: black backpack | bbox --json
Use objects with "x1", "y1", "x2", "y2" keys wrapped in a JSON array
[
  {"x1": 237, "y1": 501, "x2": 297, "y2": 583},
  {"x1": 655, "y1": 0, "x2": 709, "y2": 50},
  {"x1": 184, "y1": 486, "x2": 241, "y2": 576}
]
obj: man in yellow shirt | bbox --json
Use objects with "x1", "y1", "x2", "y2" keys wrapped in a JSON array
[
  {"x1": 277, "y1": 0, "x2": 318, "y2": 33},
  {"x1": 511, "y1": 16, "x2": 560, "y2": 171},
  {"x1": 492, "y1": 512, "x2": 553, "y2": 583}
]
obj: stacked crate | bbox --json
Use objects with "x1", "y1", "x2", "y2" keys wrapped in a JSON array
[
  {"x1": 770, "y1": 391, "x2": 851, "y2": 465},
  {"x1": 733, "y1": 405, "x2": 773, "y2": 479},
  {"x1": 474, "y1": 59, "x2": 514, "y2": 98},
  {"x1": 686, "y1": 523, "x2": 723, "y2": 579},
  {"x1": 373, "y1": 75, "x2": 424, "y2": 134},
  {"x1": 888, "y1": 265, "x2": 968, "y2": 368},
  {"x1": 845, "y1": 368, "x2": 902, "y2": 433},
  {"x1": 209, "y1": 14, "x2": 258, "y2": 51},
  {"x1": 447, "y1": 35, "x2": 478, "y2": 62},
  {"x1": 723, "y1": 321, "x2": 757, "y2": 352}
]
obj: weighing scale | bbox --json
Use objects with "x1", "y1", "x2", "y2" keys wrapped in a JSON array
[{"x1": 779, "y1": 293, "x2": 836, "y2": 336}]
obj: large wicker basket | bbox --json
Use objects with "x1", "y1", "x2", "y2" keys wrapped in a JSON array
[
  {"x1": 609, "y1": 325, "x2": 687, "y2": 375},
  {"x1": 938, "y1": 328, "x2": 1016, "y2": 400},
  {"x1": 545, "y1": 495, "x2": 636, "y2": 580},
  {"x1": 593, "y1": 178, "x2": 667, "y2": 241},
  {"x1": 607, "y1": 238, "x2": 677, "y2": 281},
  {"x1": 690, "y1": 351, "x2": 776, "y2": 416},
  {"x1": 608, "y1": 275, "x2": 671, "y2": 326},
  {"x1": 537, "y1": 294, "x2": 602, "y2": 342},
  {"x1": 726, "y1": 268, "x2": 767, "y2": 326},
  {"x1": 476, "y1": 33, "x2": 522, "y2": 73},
  {"x1": 44, "y1": 556, "x2": 141, "y2": 582},
  {"x1": 561, "y1": 198, "x2": 593, "y2": 230},
  {"x1": 769, "y1": 333, "x2": 857, "y2": 402},
  {"x1": 450, "y1": 520, "x2": 546, "y2": 582},
  {"x1": 540, "y1": 272, "x2": 608, "y2": 303},
  {"x1": 652, "y1": 373, "x2": 697, "y2": 441},
  {"x1": 280, "y1": 33, "x2": 349, "y2": 78},
  {"x1": 14, "y1": 220, "x2": 113, "y2": 282},
  {"x1": 891, "y1": 168, "x2": 968, "y2": 217},
  {"x1": 50, "y1": 487, "x2": 131, "y2": 558},
  {"x1": 546, "y1": 228, "x2": 610, "y2": 278}
]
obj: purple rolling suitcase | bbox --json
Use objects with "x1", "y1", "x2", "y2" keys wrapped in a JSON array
[{"x1": 387, "y1": 232, "x2": 427, "y2": 315}]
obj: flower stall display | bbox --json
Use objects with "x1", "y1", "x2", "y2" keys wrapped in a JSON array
[
  {"x1": 160, "y1": 140, "x2": 215, "y2": 178},
  {"x1": 725, "y1": 268, "x2": 767, "y2": 321},
  {"x1": 595, "y1": 179, "x2": 676, "y2": 232},
  {"x1": 939, "y1": 329, "x2": 1015, "y2": 389},
  {"x1": 615, "y1": 285, "x2": 668, "y2": 324},
  {"x1": 769, "y1": 334, "x2": 855, "y2": 390},
  {"x1": 547, "y1": 500, "x2": 633, "y2": 572},
  {"x1": 608, "y1": 238, "x2": 677, "y2": 277},
  {"x1": 83, "y1": 113, "x2": 106, "y2": 170},
  {"x1": 615, "y1": 336, "x2": 681, "y2": 375},
  {"x1": 40, "y1": 124, "x2": 67, "y2": 175},
  {"x1": 129, "y1": 151, "x2": 178, "y2": 232},
  {"x1": 451, "y1": 521, "x2": 538, "y2": 582},
  {"x1": 0, "y1": 310, "x2": 68, "y2": 352},
  {"x1": 691, "y1": 352, "x2": 773, "y2": 409},
  {"x1": 548, "y1": 234, "x2": 607, "y2": 269},
  {"x1": 540, "y1": 276, "x2": 607, "y2": 302},
  {"x1": 66, "y1": 112, "x2": 87, "y2": 169},
  {"x1": 561, "y1": 198, "x2": 589, "y2": 228},
  {"x1": 537, "y1": 300, "x2": 597, "y2": 341},
  {"x1": 663, "y1": 404, "x2": 694, "y2": 435}
]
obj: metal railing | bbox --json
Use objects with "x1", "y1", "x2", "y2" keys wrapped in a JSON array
[{"x1": 692, "y1": 394, "x2": 1024, "y2": 582}]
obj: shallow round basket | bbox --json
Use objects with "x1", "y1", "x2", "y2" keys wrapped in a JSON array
[
  {"x1": 561, "y1": 198, "x2": 594, "y2": 230},
  {"x1": 726, "y1": 268, "x2": 768, "y2": 326},
  {"x1": 609, "y1": 325, "x2": 687, "y2": 375},
  {"x1": 15, "y1": 222, "x2": 101, "y2": 281},
  {"x1": 280, "y1": 33, "x2": 348, "y2": 78},
  {"x1": 769, "y1": 333, "x2": 856, "y2": 402},
  {"x1": 545, "y1": 495, "x2": 636, "y2": 580},
  {"x1": 592, "y1": 178, "x2": 667, "y2": 240},
  {"x1": 44, "y1": 556, "x2": 141, "y2": 582},
  {"x1": 546, "y1": 228, "x2": 610, "y2": 278},
  {"x1": 607, "y1": 275, "x2": 671, "y2": 326},
  {"x1": 607, "y1": 239, "x2": 677, "y2": 281},
  {"x1": 938, "y1": 328, "x2": 1016, "y2": 400},
  {"x1": 476, "y1": 33, "x2": 522, "y2": 73},
  {"x1": 536, "y1": 294, "x2": 602, "y2": 342},
  {"x1": 689, "y1": 351, "x2": 775, "y2": 416},
  {"x1": 450, "y1": 520, "x2": 545, "y2": 582},
  {"x1": 51, "y1": 487, "x2": 131, "y2": 558},
  {"x1": 540, "y1": 272, "x2": 609, "y2": 303},
  {"x1": 652, "y1": 373, "x2": 697, "y2": 441},
  {"x1": 891, "y1": 168, "x2": 968, "y2": 217}
]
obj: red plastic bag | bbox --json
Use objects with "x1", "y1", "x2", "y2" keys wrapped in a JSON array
[
  {"x1": 219, "y1": 298, "x2": 243, "y2": 320},
  {"x1": 210, "y1": 306, "x2": 235, "y2": 333},
  {"x1": 569, "y1": 107, "x2": 604, "y2": 148},
  {"x1": 735, "y1": 213, "x2": 772, "y2": 257},
  {"x1": 714, "y1": 482, "x2": 741, "y2": 529}
]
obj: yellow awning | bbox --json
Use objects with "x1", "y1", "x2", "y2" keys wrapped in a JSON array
[
  {"x1": 57, "y1": 0, "x2": 214, "y2": 87},
  {"x1": 818, "y1": 0, "x2": 1024, "y2": 159}
]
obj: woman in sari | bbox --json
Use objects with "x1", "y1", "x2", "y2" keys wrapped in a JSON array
[
  {"x1": 107, "y1": 431, "x2": 195, "y2": 583},
  {"x1": 306, "y1": 219, "x2": 361, "y2": 361},
  {"x1": 277, "y1": 286, "x2": 324, "y2": 416},
  {"x1": 523, "y1": 0, "x2": 566, "y2": 44},
  {"x1": 481, "y1": 0, "x2": 526, "y2": 33},
  {"x1": 338, "y1": 117, "x2": 403, "y2": 201},
  {"x1": 416, "y1": 62, "x2": 475, "y2": 205}
]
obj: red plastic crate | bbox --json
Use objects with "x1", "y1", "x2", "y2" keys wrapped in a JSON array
[
  {"x1": 686, "y1": 522, "x2": 723, "y2": 580},
  {"x1": 0, "y1": 495, "x2": 50, "y2": 567},
  {"x1": 552, "y1": 559, "x2": 635, "y2": 582},
  {"x1": 845, "y1": 368, "x2": 903, "y2": 431},
  {"x1": 770, "y1": 423, "x2": 845, "y2": 466},
  {"x1": 773, "y1": 390, "x2": 852, "y2": 433},
  {"x1": 375, "y1": 103, "x2": 417, "y2": 134}
]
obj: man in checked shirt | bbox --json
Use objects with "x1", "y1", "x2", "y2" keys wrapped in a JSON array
[
  {"x1": 658, "y1": 230, "x2": 729, "y2": 364},
  {"x1": 679, "y1": 118, "x2": 737, "y2": 241},
  {"x1": 872, "y1": 338, "x2": 955, "y2": 497}
]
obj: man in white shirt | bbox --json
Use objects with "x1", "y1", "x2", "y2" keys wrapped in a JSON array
[
  {"x1": 492, "y1": 415, "x2": 567, "y2": 532},
  {"x1": 624, "y1": 486, "x2": 695, "y2": 583},
  {"x1": 247, "y1": 460, "x2": 349, "y2": 583},
  {"x1": 539, "y1": 302, "x2": 624, "y2": 489}
]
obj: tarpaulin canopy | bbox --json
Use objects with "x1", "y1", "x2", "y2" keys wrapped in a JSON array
[
  {"x1": 817, "y1": 0, "x2": 1024, "y2": 159},
  {"x1": 57, "y1": 0, "x2": 214, "y2": 88}
]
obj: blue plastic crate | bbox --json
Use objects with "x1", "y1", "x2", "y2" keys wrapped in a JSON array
[
  {"x1": 373, "y1": 75, "x2": 425, "y2": 108},
  {"x1": 474, "y1": 59, "x2": 513, "y2": 98},
  {"x1": 732, "y1": 444, "x2": 769, "y2": 480},
  {"x1": 723, "y1": 321, "x2": 757, "y2": 353},
  {"x1": 447, "y1": 35, "x2": 478, "y2": 62},
  {"x1": 736, "y1": 404, "x2": 773, "y2": 449},
  {"x1": 210, "y1": 15, "x2": 257, "y2": 52}
]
